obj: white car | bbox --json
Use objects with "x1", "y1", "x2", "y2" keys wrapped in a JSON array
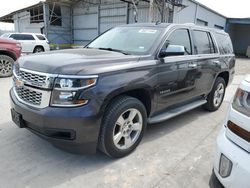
[
  {"x1": 211, "y1": 75, "x2": 250, "y2": 188},
  {"x1": 1, "y1": 33, "x2": 50, "y2": 53}
]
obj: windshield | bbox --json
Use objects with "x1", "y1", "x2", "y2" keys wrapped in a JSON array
[
  {"x1": 87, "y1": 27, "x2": 163, "y2": 55},
  {"x1": 1, "y1": 33, "x2": 10, "y2": 38}
]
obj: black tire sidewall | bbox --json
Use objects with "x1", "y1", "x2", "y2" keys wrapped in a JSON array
[
  {"x1": 34, "y1": 47, "x2": 44, "y2": 53},
  {"x1": 101, "y1": 96, "x2": 147, "y2": 158}
]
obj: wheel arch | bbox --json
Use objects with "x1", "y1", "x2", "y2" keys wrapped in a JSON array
[
  {"x1": 33, "y1": 45, "x2": 44, "y2": 52},
  {"x1": 217, "y1": 71, "x2": 229, "y2": 87},
  {"x1": 100, "y1": 87, "x2": 153, "y2": 117},
  {"x1": 0, "y1": 50, "x2": 17, "y2": 61}
]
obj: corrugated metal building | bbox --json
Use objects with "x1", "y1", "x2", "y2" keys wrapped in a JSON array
[{"x1": 0, "y1": 0, "x2": 227, "y2": 47}]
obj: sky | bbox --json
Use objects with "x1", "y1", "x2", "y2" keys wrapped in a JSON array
[
  {"x1": 196, "y1": 0, "x2": 250, "y2": 18},
  {"x1": 0, "y1": 0, "x2": 250, "y2": 30}
]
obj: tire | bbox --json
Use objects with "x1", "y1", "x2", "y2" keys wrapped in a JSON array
[
  {"x1": 99, "y1": 96, "x2": 147, "y2": 158},
  {"x1": 204, "y1": 77, "x2": 226, "y2": 112},
  {"x1": 0, "y1": 55, "x2": 15, "y2": 77},
  {"x1": 33, "y1": 46, "x2": 44, "y2": 53}
]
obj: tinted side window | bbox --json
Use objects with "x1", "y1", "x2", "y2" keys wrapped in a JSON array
[
  {"x1": 10, "y1": 34, "x2": 23, "y2": 40},
  {"x1": 22, "y1": 34, "x2": 35, "y2": 40},
  {"x1": 207, "y1": 33, "x2": 217, "y2": 53},
  {"x1": 164, "y1": 29, "x2": 192, "y2": 55},
  {"x1": 214, "y1": 33, "x2": 233, "y2": 54},
  {"x1": 193, "y1": 30, "x2": 214, "y2": 54},
  {"x1": 10, "y1": 34, "x2": 35, "y2": 40},
  {"x1": 36, "y1": 35, "x2": 46, "y2": 40}
]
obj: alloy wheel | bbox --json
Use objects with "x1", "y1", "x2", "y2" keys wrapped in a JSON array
[
  {"x1": 113, "y1": 108, "x2": 143, "y2": 150},
  {"x1": 0, "y1": 58, "x2": 13, "y2": 76},
  {"x1": 213, "y1": 83, "x2": 225, "y2": 107}
]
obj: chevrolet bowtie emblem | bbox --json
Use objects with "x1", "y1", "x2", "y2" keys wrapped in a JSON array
[{"x1": 15, "y1": 78, "x2": 24, "y2": 88}]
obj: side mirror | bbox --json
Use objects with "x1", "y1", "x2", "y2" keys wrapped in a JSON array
[{"x1": 159, "y1": 45, "x2": 185, "y2": 58}]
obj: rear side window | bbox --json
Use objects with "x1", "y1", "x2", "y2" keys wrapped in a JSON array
[
  {"x1": 214, "y1": 33, "x2": 233, "y2": 54},
  {"x1": 22, "y1": 34, "x2": 35, "y2": 40},
  {"x1": 193, "y1": 30, "x2": 215, "y2": 54},
  {"x1": 164, "y1": 29, "x2": 192, "y2": 55},
  {"x1": 10, "y1": 34, "x2": 35, "y2": 40},
  {"x1": 36, "y1": 35, "x2": 46, "y2": 40},
  {"x1": 193, "y1": 31, "x2": 210, "y2": 54}
]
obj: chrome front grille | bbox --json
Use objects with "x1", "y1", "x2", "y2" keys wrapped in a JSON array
[
  {"x1": 19, "y1": 70, "x2": 47, "y2": 86},
  {"x1": 15, "y1": 86, "x2": 42, "y2": 106},
  {"x1": 13, "y1": 67, "x2": 56, "y2": 108},
  {"x1": 14, "y1": 67, "x2": 56, "y2": 89}
]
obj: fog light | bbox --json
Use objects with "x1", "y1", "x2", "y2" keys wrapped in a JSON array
[{"x1": 219, "y1": 154, "x2": 232, "y2": 178}]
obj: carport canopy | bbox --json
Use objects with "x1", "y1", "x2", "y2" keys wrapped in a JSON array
[{"x1": 226, "y1": 18, "x2": 250, "y2": 56}]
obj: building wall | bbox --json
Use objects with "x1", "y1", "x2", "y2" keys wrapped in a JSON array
[
  {"x1": 72, "y1": 0, "x2": 168, "y2": 45},
  {"x1": 196, "y1": 5, "x2": 225, "y2": 29},
  {"x1": 173, "y1": 0, "x2": 226, "y2": 29},
  {"x1": 72, "y1": 2, "x2": 98, "y2": 45},
  {"x1": 13, "y1": 11, "x2": 44, "y2": 33},
  {"x1": 9, "y1": 0, "x2": 228, "y2": 46},
  {"x1": 44, "y1": 3, "x2": 72, "y2": 44}
]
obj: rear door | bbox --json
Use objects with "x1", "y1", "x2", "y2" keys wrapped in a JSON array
[
  {"x1": 156, "y1": 28, "x2": 201, "y2": 112},
  {"x1": 191, "y1": 30, "x2": 220, "y2": 95},
  {"x1": 10, "y1": 34, "x2": 36, "y2": 53},
  {"x1": 20, "y1": 34, "x2": 36, "y2": 53}
]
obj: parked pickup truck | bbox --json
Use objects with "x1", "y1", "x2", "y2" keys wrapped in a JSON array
[
  {"x1": 10, "y1": 23, "x2": 235, "y2": 158},
  {"x1": 0, "y1": 37, "x2": 21, "y2": 77}
]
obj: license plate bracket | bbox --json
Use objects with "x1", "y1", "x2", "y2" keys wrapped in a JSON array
[{"x1": 11, "y1": 109, "x2": 25, "y2": 128}]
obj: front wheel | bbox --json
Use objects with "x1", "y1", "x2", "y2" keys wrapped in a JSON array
[
  {"x1": 99, "y1": 96, "x2": 147, "y2": 158},
  {"x1": 0, "y1": 55, "x2": 15, "y2": 77},
  {"x1": 204, "y1": 77, "x2": 226, "y2": 112}
]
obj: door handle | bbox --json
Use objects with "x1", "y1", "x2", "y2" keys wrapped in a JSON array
[{"x1": 188, "y1": 63, "x2": 197, "y2": 68}]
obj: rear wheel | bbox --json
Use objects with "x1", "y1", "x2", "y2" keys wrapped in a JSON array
[
  {"x1": 99, "y1": 96, "x2": 147, "y2": 158},
  {"x1": 0, "y1": 55, "x2": 14, "y2": 77},
  {"x1": 204, "y1": 77, "x2": 226, "y2": 112},
  {"x1": 33, "y1": 46, "x2": 44, "y2": 53}
]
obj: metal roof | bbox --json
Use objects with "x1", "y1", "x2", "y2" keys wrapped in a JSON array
[{"x1": 0, "y1": 2, "x2": 43, "y2": 23}]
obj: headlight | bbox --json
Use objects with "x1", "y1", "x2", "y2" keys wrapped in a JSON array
[
  {"x1": 50, "y1": 76, "x2": 98, "y2": 107},
  {"x1": 232, "y1": 88, "x2": 250, "y2": 116},
  {"x1": 16, "y1": 43, "x2": 22, "y2": 49}
]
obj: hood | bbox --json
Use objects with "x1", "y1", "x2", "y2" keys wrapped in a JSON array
[
  {"x1": 18, "y1": 48, "x2": 141, "y2": 75},
  {"x1": 0, "y1": 37, "x2": 18, "y2": 44}
]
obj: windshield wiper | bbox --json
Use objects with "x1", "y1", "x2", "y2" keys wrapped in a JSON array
[{"x1": 97, "y1": 47, "x2": 130, "y2": 55}]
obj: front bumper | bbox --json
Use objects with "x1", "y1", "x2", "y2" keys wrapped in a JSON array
[
  {"x1": 10, "y1": 89, "x2": 101, "y2": 154},
  {"x1": 213, "y1": 126, "x2": 250, "y2": 188}
]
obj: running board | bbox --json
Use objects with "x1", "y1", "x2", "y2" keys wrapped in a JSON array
[{"x1": 148, "y1": 99, "x2": 207, "y2": 124}]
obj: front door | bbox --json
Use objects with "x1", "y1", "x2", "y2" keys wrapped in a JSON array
[{"x1": 156, "y1": 28, "x2": 201, "y2": 113}]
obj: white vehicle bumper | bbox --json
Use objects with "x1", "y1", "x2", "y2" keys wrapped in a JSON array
[
  {"x1": 44, "y1": 44, "x2": 50, "y2": 51},
  {"x1": 214, "y1": 126, "x2": 250, "y2": 188}
]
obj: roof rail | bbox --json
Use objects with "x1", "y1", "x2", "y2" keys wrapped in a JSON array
[{"x1": 184, "y1": 23, "x2": 196, "y2": 26}]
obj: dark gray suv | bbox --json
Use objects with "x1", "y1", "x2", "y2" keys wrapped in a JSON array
[{"x1": 10, "y1": 23, "x2": 235, "y2": 158}]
